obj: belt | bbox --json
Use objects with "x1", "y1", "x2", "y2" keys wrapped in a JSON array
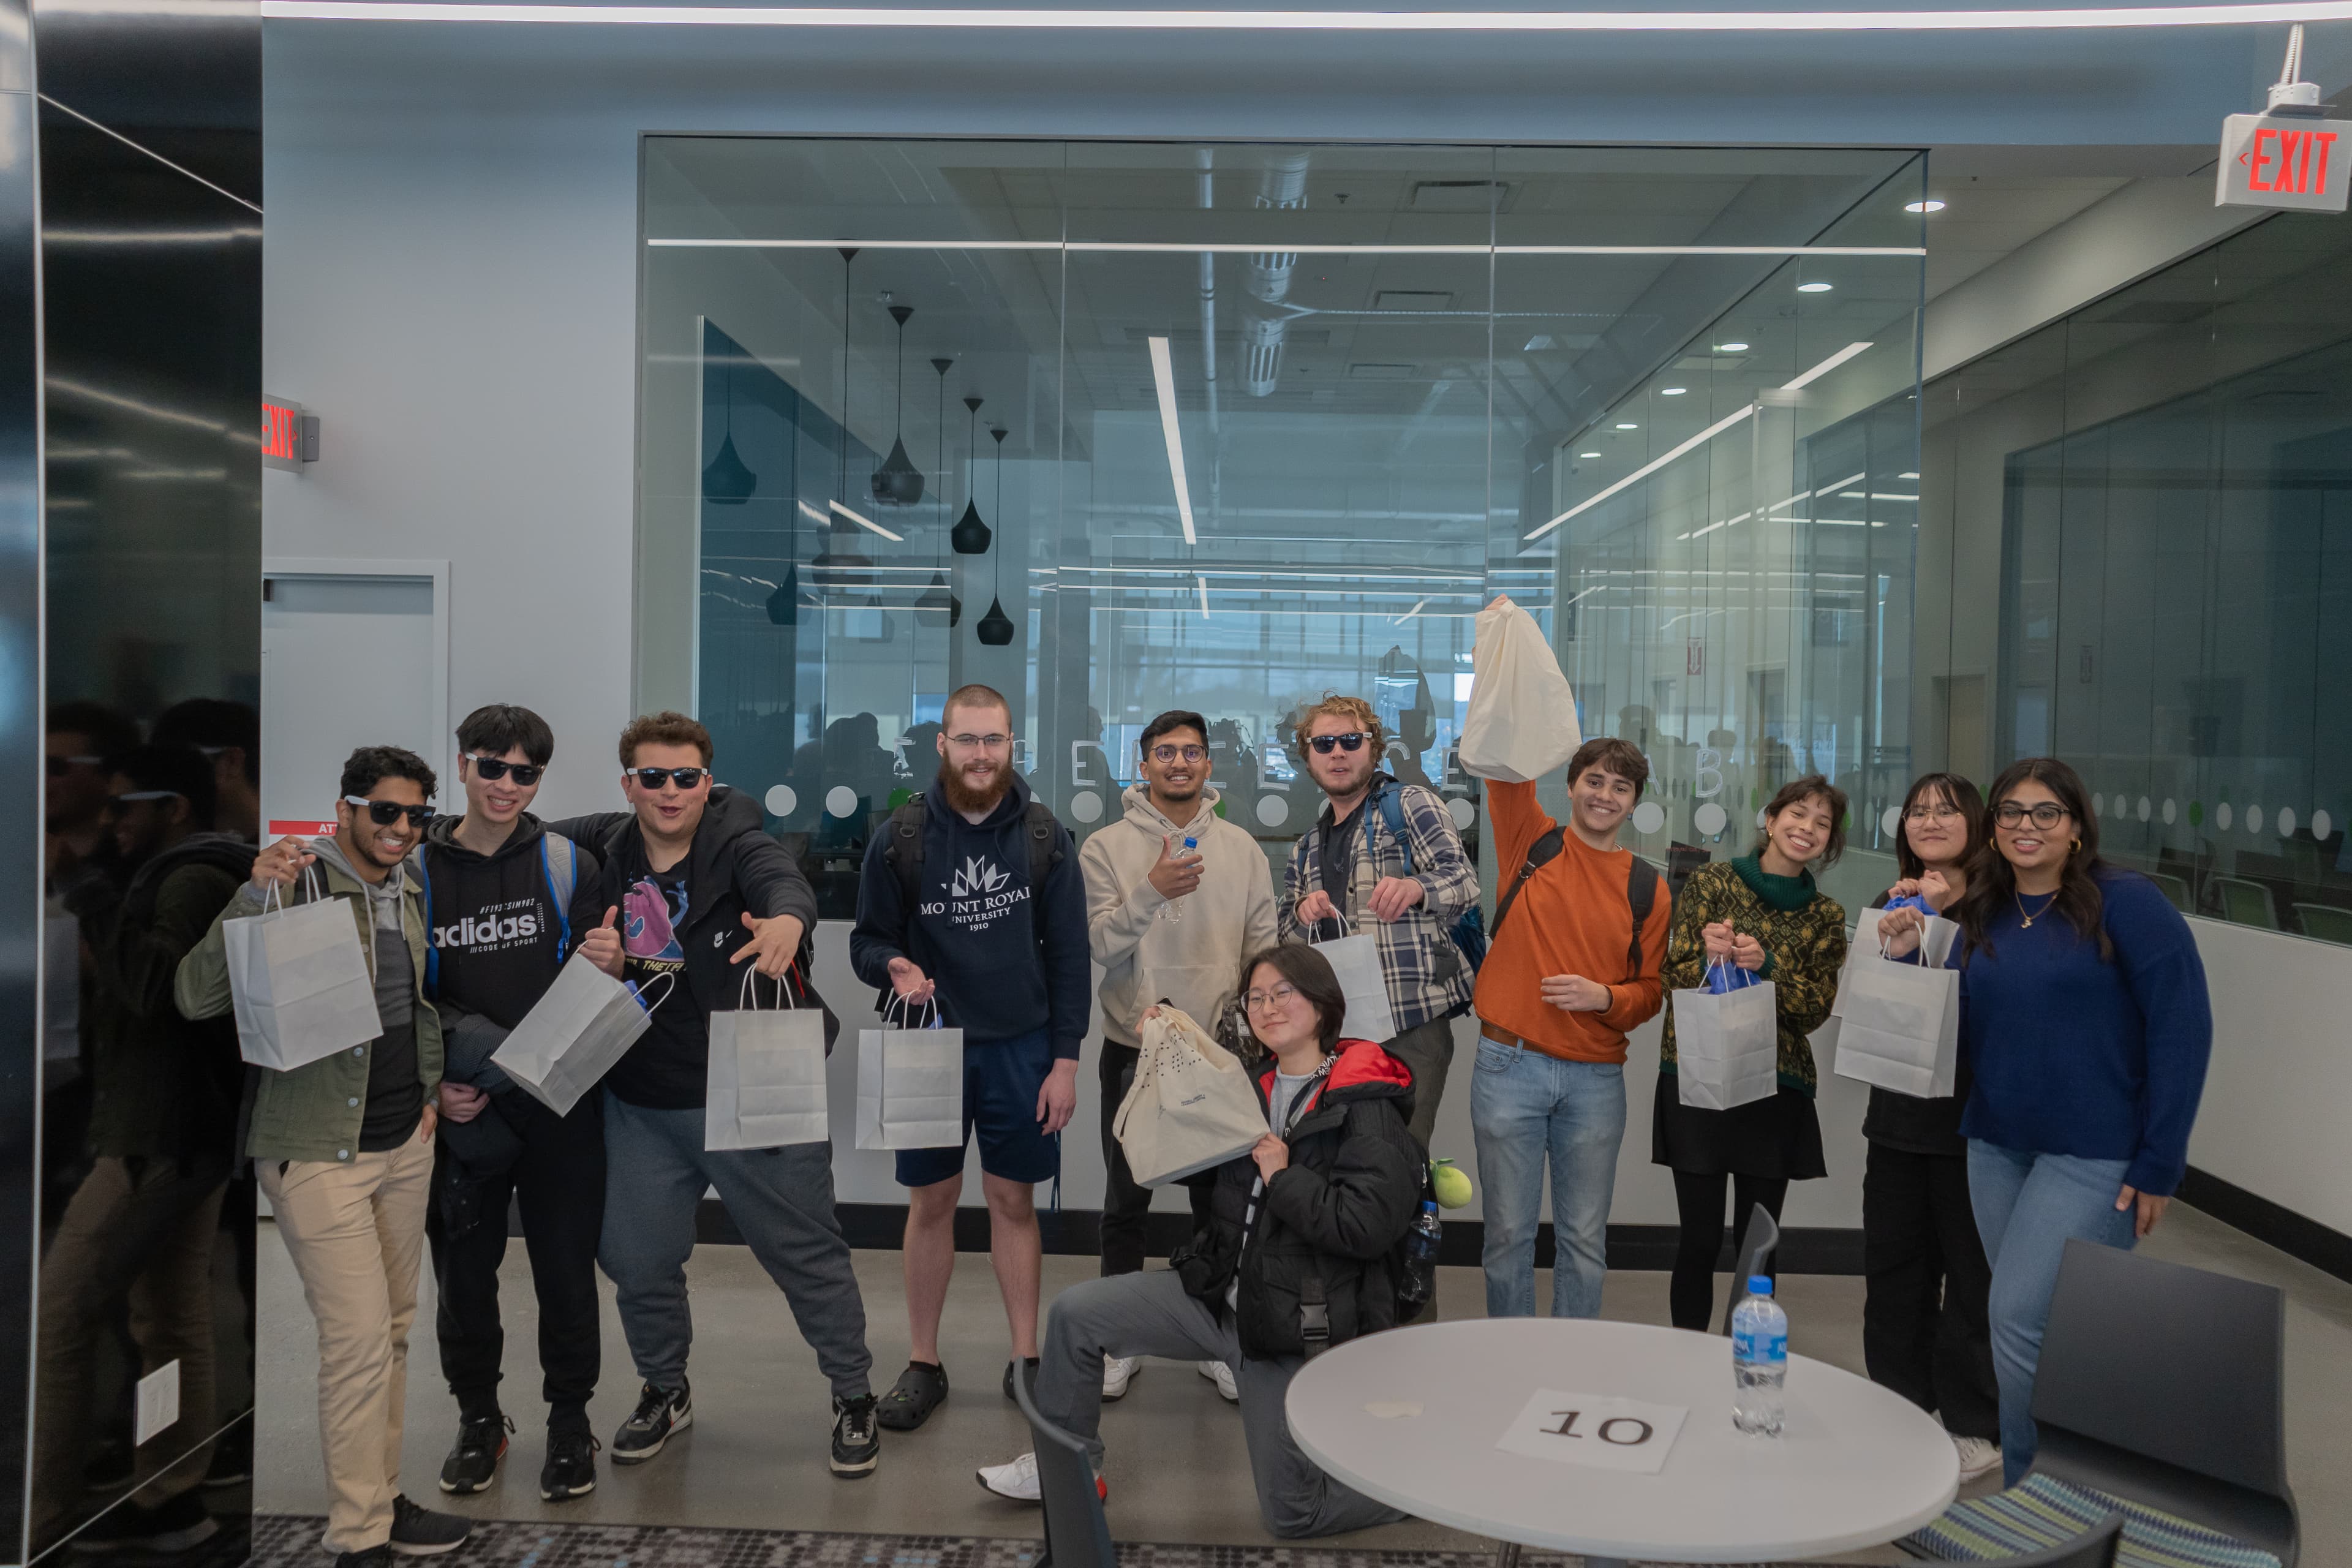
[{"x1": 1480, "y1": 1025, "x2": 1530, "y2": 1051}]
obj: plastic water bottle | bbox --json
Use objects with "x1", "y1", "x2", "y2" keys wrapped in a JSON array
[
  {"x1": 1398, "y1": 1200, "x2": 1442, "y2": 1309},
  {"x1": 1730, "y1": 1275, "x2": 1788, "y2": 1436},
  {"x1": 1161, "y1": 835, "x2": 1199, "y2": 922}
]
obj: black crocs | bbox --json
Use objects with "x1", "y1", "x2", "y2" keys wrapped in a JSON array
[{"x1": 875, "y1": 1360, "x2": 949, "y2": 1431}]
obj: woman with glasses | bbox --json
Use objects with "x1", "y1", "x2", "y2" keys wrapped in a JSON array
[
  {"x1": 1860, "y1": 774, "x2": 2000, "y2": 1483},
  {"x1": 1654, "y1": 775, "x2": 1851, "y2": 1333},
  {"x1": 1880, "y1": 758, "x2": 2212, "y2": 1486}
]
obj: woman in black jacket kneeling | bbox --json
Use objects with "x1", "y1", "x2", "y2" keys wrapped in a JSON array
[{"x1": 976, "y1": 942, "x2": 1423, "y2": 1538}]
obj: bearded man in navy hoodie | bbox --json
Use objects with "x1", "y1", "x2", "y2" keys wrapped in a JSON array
[{"x1": 851, "y1": 684, "x2": 1089, "y2": 1433}]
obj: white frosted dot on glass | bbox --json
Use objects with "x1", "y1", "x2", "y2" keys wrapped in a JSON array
[
  {"x1": 1446, "y1": 796, "x2": 1476, "y2": 830},
  {"x1": 2162, "y1": 799, "x2": 2177, "y2": 825},
  {"x1": 2137, "y1": 796, "x2": 2151, "y2": 822},
  {"x1": 1631, "y1": 801, "x2": 1667, "y2": 836},
  {"x1": 1069, "y1": 790, "x2": 1104, "y2": 824},
  {"x1": 1880, "y1": 805, "x2": 1902, "y2": 839},
  {"x1": 2248, "y1": 805, "x2": 2264, "y2": 834},
  {"x1": 1694, "y1": 802, "x2": 1728, "y2": 837},
  {"x1": 764, "y1": 784, "x2": 796, "y2": 817},
  {"x1": 2092, "y1": 793, "x2": 2105, "y2": 816},
  {"x1": 2315, "y1": 810, "x2": 2333, "y2": 840},
  {"x1": 823, "y1": 785, "x2": 858, "y2": 818},
  {"x1": 1255, "y1": 794, "x2": 1290, "y2": 828},
  {"x1": 2218, "y1": 803, "x2": 2234, "y2": 831},
  {"x1": 2279, "y1": 807, "x2": 2297, "y2": 837}
]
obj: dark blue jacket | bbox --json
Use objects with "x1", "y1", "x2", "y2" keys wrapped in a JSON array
[{"x1": 850, "y1": 773, "x2": 1090, "y2": 1060}]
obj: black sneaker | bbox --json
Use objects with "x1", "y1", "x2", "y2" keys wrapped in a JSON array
[
  {"x1": 540, "y1": 1430, "x2": 598, "y2": 1502},
  {"x1": 333, "y1": 1547, "x2": 394, "y2": 1568},
  {"x1": 437, "y1": 1412, "x2": 511, "y2": 1494},
  {"x1": 1002, "y1": 1357, "x2": 1039, "y2": 1402},
  {"x1": 611, "y1": 1381, "x2": 692, "y2": 1465},
  {"x1": 829, "y1": 1393, "x2": 880, "y2": 1478},
  {"x1": 69, "y1": 1490, "x2": 220, "y2": 1554},
  {"x1": 875, "y1": 1360, "x2": 949, "y2": 1431},
  {"x1": 386, "y1": 1495, "x2": 471, "y2": 1557}
]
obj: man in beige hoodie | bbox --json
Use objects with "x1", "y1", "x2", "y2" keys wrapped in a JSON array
[{"x1": 1079, "y1": 708, "x2": 1278, "y2": 1402}]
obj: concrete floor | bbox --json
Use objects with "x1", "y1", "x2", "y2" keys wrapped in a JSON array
[{"x1": 255, "y1": 1204, "x2": 2350, "y2": 1562}]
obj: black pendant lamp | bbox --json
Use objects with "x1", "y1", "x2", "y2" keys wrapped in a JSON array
[
  {"x1": 916, "y1": 357, "x2": 962, "y2": 624},
  {"x1": 870, "y1": 303, "x2": 924, "y2": 507},
  {"x1": 951, "y1": 395, "x2": 993, "y2": 556},
  {"x1": 701, "y1": 350, "x2": 756, "y2": 504},
  {"x1": 975, "y1": 424, "x2": 1016, "y2": 647},
  {"x1": 814, "y1": 249, "x2": 873, "y2": 601},
  {"x1": 764, "y1": 563, "x2": 799, "y2": 627}
]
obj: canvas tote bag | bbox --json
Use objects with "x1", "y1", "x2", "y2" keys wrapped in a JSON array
[
  {"x1": 1458, "y1": 596, "x2": 1583, "y2": 783},
  {"x1": 1308, "y1": 914, "x2": 1398, "y2": 1044},
  {"x1": 224, "y1": 867, "x2": 381, "y2": 1071},
  {"x1": 493, "y1": 955, "x2": 672, "y2": 1117},
  {"x1": 855, "y1": 997, "x2": 964, "y2": 1150},
  {"x1": 1831, "y1": 908, "x2": 1962, "y2": 1099},
  {"x1": 706, "y1": 967, "x2": 831, "y2": 1150},
  {"x1": 1671, "y1": 960, "x2": 1780, "y2": 1110},
  {"x1": 1114, "y1": 1005, "x2": 1268, "y2": 1187}
]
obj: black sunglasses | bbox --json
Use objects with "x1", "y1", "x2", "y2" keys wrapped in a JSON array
[
  {"x1": 344, "y1": 794, "x2": 434, "y2": 827},
  {"x1": 1307, "y1": 732, "x2": 1371, "y2": 755},
  {"x1": 630, "y1": 767, "x2": 708, "y2": 790},
  {"x1": 468, "y1": 756, "x2": 543, "y2": 786}
]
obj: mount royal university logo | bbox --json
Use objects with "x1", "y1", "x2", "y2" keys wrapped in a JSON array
[{"x1": 920, "y1": 853, "x2": 1030, "y2": 933}]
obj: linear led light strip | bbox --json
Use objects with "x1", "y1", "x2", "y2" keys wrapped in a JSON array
[
  {"x1": 1147, "y1": 335, "x2": 1197, "y2": 546},
  {"x1": 1523, "y1": 341, "x2": 1871, "y2": 542},
  {"x1": 647, "y1": 239, "x2": 1924, "y2": 256},
  {"x1": 830, "y1": 498, "x2": 903, "y2": 541},
  {"x1": 262, "y1": 1, "x2": 2352, "y2": 29}
]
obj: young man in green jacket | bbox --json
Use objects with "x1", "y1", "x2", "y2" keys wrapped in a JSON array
[{"x1": 175, "y1": 745, "x2": 473, "y2": 1568}]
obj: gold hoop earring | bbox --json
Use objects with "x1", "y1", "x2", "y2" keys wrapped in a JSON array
[{"x1": 2070, "y1": 837, "x2": 2082, "y2": 855}]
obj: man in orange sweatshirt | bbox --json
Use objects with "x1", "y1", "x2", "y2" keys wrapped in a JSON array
[{"x1": 1468, "y1": 734, "x2": 1667, "y2": 1319}]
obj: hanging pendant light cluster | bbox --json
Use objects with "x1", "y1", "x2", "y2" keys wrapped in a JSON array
[
  {"x1": 976, "y1": 424, "x2": 1017, "y2": 647},
  {"x1": 951, "y1": 396, "x2": 992, "y2": 556},
  {"x1": 870, "y1": 303, "x2": 925, "y2": 507},
  {"x1": 917, "y1": 355, "x2": 960, "y2": 625},
  {"x1": 703, "y1": 350, "x2": 757, "y2": 505}
]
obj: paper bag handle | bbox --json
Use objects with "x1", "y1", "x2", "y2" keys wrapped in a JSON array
[
  {"x1": 629, "y1": 971, "x2": 677, "y2": 1015},
  {"x1": 881, "y1": 990, "x2": 940, "y2": 1030},
  {"x1": 1308, "y1": 911, "x2": 1352, "y2": 942},
  {"x1": 737, "y1": 965, "x2": 809, "y2": 1011}
]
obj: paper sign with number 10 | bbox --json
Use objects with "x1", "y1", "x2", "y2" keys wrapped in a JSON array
[{"x1": 1494, "y1": 1388, "x2": 1690, "y2": 1475}]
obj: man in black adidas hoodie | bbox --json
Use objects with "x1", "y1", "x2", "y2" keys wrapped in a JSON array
[
  {"x1": 414, "y1": 704, "x2": 607, "y2": 1504},
  {"x1": 850, "y1": 683, "x2": 1090, "y2": 1433}
]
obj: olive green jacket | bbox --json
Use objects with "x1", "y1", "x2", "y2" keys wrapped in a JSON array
[{"x1": 173, "y1": 843, "x2": 443, "y2": 1163}]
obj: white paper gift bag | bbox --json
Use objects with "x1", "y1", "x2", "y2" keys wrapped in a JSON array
[
  {"x1": 1671, "y1": 963, "x2": 1780, "y2": 1110},
  {"x1": 493, "y1": 956, "x2": 670, "y2": 1117},
  {"x1": 1831, "y1": 911, "x2": 1962, "y2": 1099},
  {"x1": 224, "y1": 869, "x2": 381, "y2": 1071},
  {"x1": 1309, "y1": 916, "x2": 1398, "y2": 1045},
  {"x1": 706, "y1": 968, "x2": 831, "y2": 1150},
  {"x1": 855, "y1": 998, "x2": 965, "y2": 1150},
  {"x1": 1458, "y1": 597, "x2": 1583, "y2": 783},
  {"x1": 1114, "y1": 1005, "x2": 1268, "y2": 1187},
  {"x1": 1833, "y1": 908, "x2": 1959, "y2": 1020}
]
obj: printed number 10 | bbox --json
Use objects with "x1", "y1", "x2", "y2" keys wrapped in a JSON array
[{"x1": 1547, "y1": 1411, "x2": 1654, "y2": 1446}]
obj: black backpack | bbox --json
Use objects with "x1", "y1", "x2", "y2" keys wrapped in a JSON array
[
  {"x1": 881, "y1": 793, "x2": 1064, "y2": 914},
  {"x1": 1487, "y1": 826, "x2": 1662, "y2": 978}
]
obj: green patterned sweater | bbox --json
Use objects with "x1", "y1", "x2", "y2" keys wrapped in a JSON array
[{"x1": 1657, "y1": 856, "x2": 1849, "y2": 1097}]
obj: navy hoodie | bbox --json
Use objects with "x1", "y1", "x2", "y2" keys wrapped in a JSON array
[{"x1": 850, "y1": 772, "x2": 1089, "y2": 1060}]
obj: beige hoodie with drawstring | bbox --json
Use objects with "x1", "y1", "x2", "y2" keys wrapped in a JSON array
[{"x1": 1080, "y1": 782, "x2": 1280, "y2": 1049}]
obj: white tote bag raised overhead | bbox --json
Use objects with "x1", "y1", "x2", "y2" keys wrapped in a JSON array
[
  {"x1": 1306, "y1": 914, "x2": 1397, "y2": 1046},
  {"x1": 492, "y1": 956, "x2": 669, "y2": 1117},
  {"x1": 1458, "y1": 597, "x2": 1583, "y2": 783},
  {"x1": 224, "y1": 869, "x2": 382, "y2": 1071},
  {"x1": 855, "y1": 997, "x2": 964, "y2": 1150},
  {"x1": 1114, "y1": 1005, "x2": 1268, "y2": 1187},
  {"x1": 1670, "y1": 963, "x2": 1780, "y2": 1111},
  {"x1": 1830, "y1": 910, "x2": 1962, "y2": 1099},
  {"x1": 707, "y1": 968, "x2": 831, "y2": 1150}
]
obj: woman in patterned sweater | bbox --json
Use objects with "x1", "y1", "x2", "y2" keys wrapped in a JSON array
[{"x1": 1654, "y1": 775, "x2": 1851, "y2": 1330}]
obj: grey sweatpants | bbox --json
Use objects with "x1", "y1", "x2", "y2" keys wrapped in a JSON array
[
  {"x1": 598, "y1": 1091, "x2": 873, "y2": 1398},
  {"x1": 1038, "y1": 1270, "x2": 1406, "y2": 1540}
]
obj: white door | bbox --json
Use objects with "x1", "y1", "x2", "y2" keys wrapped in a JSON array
[{"x1": 260, "y1": 563, "x2": 448, "y2": 837}]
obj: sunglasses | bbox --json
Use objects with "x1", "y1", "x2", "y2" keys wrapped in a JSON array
[
  {"x1": 469, "y1": 756, "x2": 543, "y2": 786},
  {"x1": 1306, "y1": 732, "x2": 1371, "y2": 755},
  {"x1": 630, "y1": 767, "x2": 708, "y2": 790},
  {"x1": 107, "y1": 790, "x2": 179, "y2": 810},
  {"x1": 344, "y1": 794, "x2": 434, "y2": 827}
]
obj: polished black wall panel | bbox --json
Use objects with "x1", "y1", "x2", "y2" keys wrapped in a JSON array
[{"x1": 26, "y1": 0, "x2": 258, "y2": 208}]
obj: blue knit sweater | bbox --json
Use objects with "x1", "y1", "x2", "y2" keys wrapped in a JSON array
[{"x1": 1945, "y1": 869, "x2": 2212, "y2": 1196}]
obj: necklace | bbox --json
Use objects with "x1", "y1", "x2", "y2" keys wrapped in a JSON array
[{"x1": 2015, "y1": 888, "x2": 2057, "y2": 928}]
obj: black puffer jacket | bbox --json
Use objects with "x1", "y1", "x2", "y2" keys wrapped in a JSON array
[{"x1": 1172, "y1": 1039, "x2": 1423, "y2": 1360}]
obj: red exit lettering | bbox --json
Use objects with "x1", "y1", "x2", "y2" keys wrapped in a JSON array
[
  {"x1": 261, "y1": 401, "x2": 298, "y2": 461},
  {"x1": 2244, "y1": 127, "x2": 2339, "y2": 194}
]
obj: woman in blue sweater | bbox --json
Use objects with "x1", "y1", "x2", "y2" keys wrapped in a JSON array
[{"x1": 1882, "y1": 757, "x2": 2211, "y2": 1487}]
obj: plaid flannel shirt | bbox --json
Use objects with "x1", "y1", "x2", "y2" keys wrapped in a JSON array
[{"x1": 1280, "y1": 777, "x2": 1479, "y2": 1032}]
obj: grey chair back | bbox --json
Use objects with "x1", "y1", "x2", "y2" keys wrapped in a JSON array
[
  {"x1": 1011, "y1": 1359, "x2": 1118, "y2": 1568},
  {"x1": 1999, "y1": 1512, "x2": 2125, "y2": 1567},
  {"x1": 1718, "y1": 1204, "x2": 1782, "y2": 1335}
]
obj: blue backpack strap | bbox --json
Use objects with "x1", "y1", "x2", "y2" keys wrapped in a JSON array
[
  {"x1": 417, "y1": 849, "x2": 439, "y2": 997},
  {"x1": 1375, "y1": 781, "x2": 1419, "y2": 876},
  {"x1": 540, "y1": 834, "x2": 577, "y2": 963}
]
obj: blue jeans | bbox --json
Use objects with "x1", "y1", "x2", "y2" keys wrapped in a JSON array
[
  {"x1": 1967, "y1": 1140, "x2": 2138, "y2": 1486},
  {"x1": 1470, "y1": 1039, "x2": 1626, "y2": 1319}
]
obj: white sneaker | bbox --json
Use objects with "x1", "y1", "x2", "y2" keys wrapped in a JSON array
[
  {"x1": 1197, "y1": 1359, "x2": 1238, "y2": 1402},
  {"x1": 1102, "y1": 1354, "x2": 1140, "y2": 1401},
  {"x1": 1952, "y1": 1434, "x2": 2000, "y2": 1483},
  {"x1": 977, "y1": 1452, "x2": 1041, "y2": 1502}
]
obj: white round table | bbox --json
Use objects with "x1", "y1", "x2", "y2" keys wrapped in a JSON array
[{"x1": 1287, "y1": 1317, "x2": 1958, "y2": 1567}]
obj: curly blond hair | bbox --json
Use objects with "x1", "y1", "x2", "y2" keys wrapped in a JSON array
[{"x1": 1290, "y1": 693, "x2": 1384, "y2": 761}]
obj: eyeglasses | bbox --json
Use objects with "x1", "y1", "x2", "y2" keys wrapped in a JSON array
[
  {"x1": 344, "y1": 795, "x2": 434, "y2": 827},
  {"x1": 1306, "y1": 732, "x2": 1371, "y2": 755},
  {"x1": 1149, "y1": 744, "x2": 1207, "y2": 764},
  {"x1": 469, "y1": 756, "x2": 543, "y2": 786},
  {"x1": 630, "y1": 767, "x2": 708, "y2": 790},
  {"x1": 1245, "y1": 983, "x2": 1302, "y2": 1011},
  {"x1": 1993, "y1": 801, "x2": 2070, "y2": 830},
  {"x1": 1904, "y1": 802, "x2": 1964, "y2": 822},
  {"x1": 945, "y1": 733, "x2": 1011, "y2": 752},
  {"x1": 46, "y1": 754, "x2": 100, "y2": 777}
]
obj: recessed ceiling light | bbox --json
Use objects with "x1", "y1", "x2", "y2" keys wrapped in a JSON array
[
  {"x1": 1905, "y1": 200, "x2": 1947, "y2": 213},
  {"x1": 1615, "y1": 422, "x2": 1639, "y2": 429},
  {"x1": 1798, "y1": 281, "x2": 1834, "y2": 293},
  {"x1": 1714, "y1": 341, "x2": 1749, "y2": 352},
  {"x1": 1660, "y1": 386, "x2": 1687, "y2": 396},
  {"x1": 1578, "y1": 451, "x2": 1602, "y2": 458}
]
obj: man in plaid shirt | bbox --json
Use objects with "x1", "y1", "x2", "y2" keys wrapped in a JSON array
[{"x1": 1280, "y1": 693, "x2": 1477, "y2": 1147}]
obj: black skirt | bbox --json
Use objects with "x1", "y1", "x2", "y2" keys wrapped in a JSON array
[{"x1": 1650, "y1": 1071, "x2": 1827, "y2": 1181}]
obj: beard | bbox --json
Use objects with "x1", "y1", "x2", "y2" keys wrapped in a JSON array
[{"x1": 937, "y1": 757, "x2": 1013, "y2": 816}]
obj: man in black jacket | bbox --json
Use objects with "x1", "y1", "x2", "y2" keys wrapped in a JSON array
[
  {"x1": 554, "y1": 710, "x2": 880, "y2": 1480},
  {"x1": 416, "y1": 704, "x2": 608, "y2": 1503}
]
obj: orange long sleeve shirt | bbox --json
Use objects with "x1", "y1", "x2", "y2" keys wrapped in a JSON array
[{"x1": 1470, "y1": 779, "x2": 1670, "y2": 1064}]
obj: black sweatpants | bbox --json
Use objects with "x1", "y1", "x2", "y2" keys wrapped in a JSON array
[
  {"x1": 426, "y1": 1089, "x2": 606, "y2": 1433},
  {"x1": 1669, "y1": 1170, "x2": 1787, "y2": 1332},
  {"x1": 1861, "y1": 1140, "x2": 1997, "y2": 1439},
  {"x1": 1098, "y1": 1041, "x2": 1215, "y2": 1277}
]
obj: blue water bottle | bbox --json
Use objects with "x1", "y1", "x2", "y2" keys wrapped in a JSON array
[{"x1": 1730, "y1": 1276, "x2": 1788, "y2": 1436}]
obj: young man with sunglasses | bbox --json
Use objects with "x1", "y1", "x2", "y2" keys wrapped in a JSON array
[
  {"x1": 1281, "y1": 695, "x2": 1477, "y2": 1147},
  {"x1": 548, "y1": 711, "x2": 880, "y2": 1480},
  {"x1": 176, "y1": 746, "x2": 473, "y2": 1568},
  {"x1": 413, "y1": 705, "x2": 609, "y2": 1502}
]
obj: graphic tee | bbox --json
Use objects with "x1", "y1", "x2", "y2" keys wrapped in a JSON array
[{"x1": 604, "y1": 859, "x2": 708, "y2": 1109}]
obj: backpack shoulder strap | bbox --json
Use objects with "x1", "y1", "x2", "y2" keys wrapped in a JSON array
[
  {"x1": 540, "y1": 834, "x2": 578, "y2": 963},
  {"x1": 1022, "y1": 800, "x2": 1063, "y2": 891},
  {"x1": 884, "y1": 797, "x2": 929, "y2": 911},
  {"x1": 1625, "y1": 853, "x2": 1662, "y2": 977},
  {"x1": 1486, "y1": 824, "x2": 1564, "y2": 951},
  {"x1": 1374, "y1": 782, "x2": 1417, "y2": 876}
]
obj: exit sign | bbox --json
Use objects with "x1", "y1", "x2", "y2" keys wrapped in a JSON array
[
  {"x1": 2216, "y1": 115, "x2": 2352, "y2": 211},
  {"x1": 262, "y1": 394, "x2": 320, "y2": 470}
]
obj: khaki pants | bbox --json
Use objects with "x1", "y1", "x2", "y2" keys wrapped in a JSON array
[{"x1": 259, "y1": 1131, "x2": 434, "y2": 1553}]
